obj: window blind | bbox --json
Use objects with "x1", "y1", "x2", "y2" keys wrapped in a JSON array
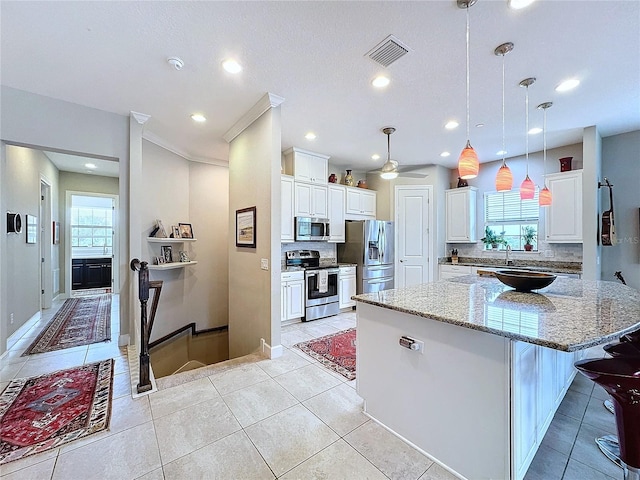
[{"x1": 485, "y1": 190, "x2": 539, "y2": 223}]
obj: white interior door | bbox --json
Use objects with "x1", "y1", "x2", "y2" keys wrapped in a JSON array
[
  {"x1": 40, "y1": 179, "x2": 52, "y2": 309},
  {"x1": 395, "y1": 186, "x2": 432, "y2": 288}
]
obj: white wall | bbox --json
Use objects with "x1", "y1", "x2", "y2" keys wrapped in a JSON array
[
  {"x1": 1, "y1": 145, "x2": 60, "y2": 338},
  {"x1": 601, "y1": 130, "x2": 640, "y2": 290},
  {"x1": 0, "y1": 86, "x2": 130, "y2": 352},
  {"x1": 228, "y1": 103, "x2": 282, "y2": 358},
  {"x1": 582, "y1": 127, "x2": 602, "y2": 280}
]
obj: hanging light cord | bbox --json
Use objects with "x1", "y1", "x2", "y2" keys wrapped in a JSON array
[
  {"x1": 542, "y1": 107, "x2": 547, "y2": 185},
  {"x1": 465, "y1": 5, "x2": 470, "y2": 141},
  {"x1": 525, "y1": 84, "x2": 529, "y2": 176},
  {"x1": 501, "y1": 51, "x2": 506, "y2": 165}
]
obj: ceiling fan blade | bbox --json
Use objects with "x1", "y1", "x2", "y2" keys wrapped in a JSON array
[{"x1": 398, "y1": 172, "x2": 429, "y2": 178}]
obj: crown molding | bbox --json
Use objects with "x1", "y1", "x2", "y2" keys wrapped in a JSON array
[
  {"x1": 223, "y1": 92, "x2": 285, "y2": 143},
  {"x1": 130, "y1": 111, "x2": 151, "y2": 125},
  {"x1": 142, "y1": 131, "x2": 228, "y2": 167}
]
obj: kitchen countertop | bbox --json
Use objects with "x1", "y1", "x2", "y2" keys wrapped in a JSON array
[
  {"x1": 438, "y1": 256, "x2": 582, "y2": 275},
  {"x1": 352, "y1": 275, "x2": 640, "y2": 351}
]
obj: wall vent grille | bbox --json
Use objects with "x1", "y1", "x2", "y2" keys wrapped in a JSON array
[{"x1": 366, "y1": 35, "x2": 411, "y2": 68}]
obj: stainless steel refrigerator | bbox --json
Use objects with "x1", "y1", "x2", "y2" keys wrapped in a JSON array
[{"x1": 338, "y1": 220, "x2": 394, "y2": 294}]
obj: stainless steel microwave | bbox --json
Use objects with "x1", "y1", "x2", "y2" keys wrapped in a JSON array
[{"x1": 295, "y1": 217, "x2": 330, "y2": 241}]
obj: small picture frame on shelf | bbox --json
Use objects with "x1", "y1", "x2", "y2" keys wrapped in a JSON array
[
  {"x1": 178, "y1": 223, "x2": 194, "y2": 239},
  {"x1": 179, "y1": 250, "x2": 190, "y2": 262},
  {"x1": 153, "y1": 219, "x2": 167, "y2": 238},
  {"x1": 155, "y1": 256, "x2": 164, "y2": 265},
  {"x1": 160, "y1": 245, "x2": 173, "y2": 263},
  {"x1": 171, "y1": 225, "x2": 181, "y2": 239}
]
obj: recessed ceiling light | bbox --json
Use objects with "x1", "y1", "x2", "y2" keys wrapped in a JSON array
[
  {"x1": 371, "y1": 154, "x2": 380, "y2": 160},
  {"x1": 508, "y1": 0, "x2": 535, "y2": 10},
  {"x1": 445, "y1": 121, "x2": 459, "y2": 130},
  {"x1": 305, "y1": 132, "x2": 317, "y2": 140},
  {"x1": 555, "y1": 78, "x2": 580, "y2": 92},
  {"x1": 371, "y1": 76, "x2": 390, "y2": 88},
  {"x1": 496, "y1": 150, "x2": 507, "y2": 156},
  {"x1": 84, "y1": 163, "x2": 97, "y2": 169},
  {"x1": 440, "y1": 151, "x2": 451, "y2": 157},
  {"x1": 528, "y1": 127, "x2": 543, "y2": 135},
  {"x1": 190, "y1": 113, "x2": 207, "y2": 122},
  {"x1": 222, "y1": 59, "x2": 242, "y2": 74}
]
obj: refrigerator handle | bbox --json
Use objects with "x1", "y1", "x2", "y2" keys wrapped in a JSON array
[{"x1": 380, "y1": 223, "x2": 384, "y2": 261}]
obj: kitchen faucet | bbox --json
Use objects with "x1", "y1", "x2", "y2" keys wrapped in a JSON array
[{"x1": 505, "y1": 245, "x2": 512, "y2": 266}]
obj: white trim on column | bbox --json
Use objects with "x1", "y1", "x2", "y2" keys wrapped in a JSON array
[
  {"x1": 130, "y1": 111, "x2": 151, "y2": 125},
  {"x1": 223, "y1": 93, "x2": 285, "y2": 143},
  {"x1": 142, "y1": 131, "x2": 229, "y2": 167}
]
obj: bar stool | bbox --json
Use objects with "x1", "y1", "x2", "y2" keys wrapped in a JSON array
[
  {"x1": 621, "y1": 327, "x2": 640, "y2": 344},
  {"x1": 575, "y1": 357, "x2": 640, "y2": 480},
  {"x1": 603, "y1": 342, "x2": 640, "y2": 414}
]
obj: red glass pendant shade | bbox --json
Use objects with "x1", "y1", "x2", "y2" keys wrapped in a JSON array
[
  {"x1": 458, "y1": 140, "x2": 479, "y2": 179},
  {"x1": 495, "y1": 164, "x2": 513, "y2": 191},
  {"x1": 520, "y1": 175, "x2": 535, "y2": 200},
  {"x1": 539, "y1": 186, "x2": 552, "y2": 206}
]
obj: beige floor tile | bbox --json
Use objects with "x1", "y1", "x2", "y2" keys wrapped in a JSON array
[
  {"x1": 15, "y1": 350, "x2": 87, "y2": 379},
  {"x1": 222, "y1": 378, "x2": 298, "y2": 427},
  {"x1": 19, "y1": 344, "x2": 89, "y2": 362},
  {"x1": 244, "y1": 404, "x2": 339, "y2": 477},
  {"x1": 346, "y1": 421, "x2": 433, "y2": 480},
  {"x1": 274, "y1": 364, "x2": 343, "y2": 402},
  {"x1": 208, "y1": 362, "x2": 270, "y2": 395},
  {"x1": 112, "y1": 371, "x2": 132, "y2": 399},
  {"x1": 135, "y1": 468, "x2": 165, "y2": 480},
  {"x1": 0, "y1": 457, "x2": 56, "y2": 480},
  {"x1": 52, "y1": 422, "x2": 161, "y2": 480},
  {"x1": 0, "y1": 350, "x2": 31, "y2": 367},
  {"x1": 0, "y1": 362, "x2": 27, "y2": 382},
  {"x1": 280, "y1": 329, "x2": 314, "y2": 348},
  {"x1": 163, "y1": 430, "x2": 274, "y2": 480},
  {"x1": 149, "y1": 377, "x2": 219, "y2": 419},
  {"x1": 257, "y1": 347, "x2": 311, "y2": 377},
  {"x1": 280, "y1": 439, "x2": 387, "y2": 480},
  {"x1": 418, "y1": 463, "x2": 460, "y2": 480},
  {"x1": 297, "y1": 323, "x2": 341, "y2": 339},
  {"x1": 154, "y1": 397, "x2": 241, "y2": 465},
  {"x1": 327, "y1": 316, "x2": 357, "y2": 331},
  {"x1": 0, "y1": 448, "x2": 59, "y2": 476},
  {"x1": 303, "y1": 383, "x2": 368, "y2": 436}
]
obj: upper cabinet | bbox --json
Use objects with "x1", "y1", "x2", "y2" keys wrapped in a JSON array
[
  {"x1": 328, "y1": 184, "x2": 346, "y2": 242},
  {"x1": 281, "y1": 175, "x2": 295, "y2": 242},
  {"x1": 283, "y1": 147, "x2": 329, "y2": 185},
  {"x1": 544, "y1": 170, "x2": 583, "y2": 243},
  {"x1": 445, "y1": 187, "x2": 477, "y2": 243},
  {"x1": 294, "y1": 182, "x2": 328, "y2": 218},
  {"x1": 345, "y1": 187, "x2": 376, "y2": 219}
]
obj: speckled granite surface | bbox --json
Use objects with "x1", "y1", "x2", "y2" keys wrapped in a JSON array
[
  {"x1": 438, "y1": 256, "x2": 582, "y2": 274},
  {"x1": 353, "y1": 276, "x2": 640, "y2": 352}
]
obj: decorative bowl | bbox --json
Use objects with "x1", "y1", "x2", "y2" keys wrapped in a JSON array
[{"x1": 495, "y1": 270, "x2": 557, "y2": 292}]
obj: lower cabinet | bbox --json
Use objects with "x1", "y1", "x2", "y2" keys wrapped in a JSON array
[
  {"x1": 72, "y1": 257, "x2": 112, "y2": 290},
  {"x1": 439, "y1": 264, "x2": 472, "y2": 280},
  {"x1": 281, "y1": 271, "x2": 304, "y2": 322},
  {"x1": 339, "y1": 266, "x2": 356, "y2": 309}
]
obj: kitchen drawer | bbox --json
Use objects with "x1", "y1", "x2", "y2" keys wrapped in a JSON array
[
  {"x1": 339, "y1": 266, "x2": 356, "y2": 276},
  {"x1": 282, "y1": 270, "x2": 304, "y2": 282},
  {"x1": 439, "y1": 264, "x2": 472, "y2": 281}
]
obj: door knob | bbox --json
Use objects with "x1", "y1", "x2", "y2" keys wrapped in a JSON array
[{"x1": 400, "y1": 259, "x2": 404, "y2": 263}]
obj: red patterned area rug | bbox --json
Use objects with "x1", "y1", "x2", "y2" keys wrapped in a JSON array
[
  {"x1": 295, "y1": 328, "x2": 356, "y2": 380},
  {"x1": 22, "y1": 295, "x2": 111, "y2": 356},
  {"x1": 0, "y1": 359, "x2": 114, "y2": 465}
]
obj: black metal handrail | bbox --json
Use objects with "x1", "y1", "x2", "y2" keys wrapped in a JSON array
[
  {"x1": 130, "y1": 258, "x2": 162, "y2": 393},
  {"x1": 149, "y1": 323, "x2": 228, "y2": 350}
]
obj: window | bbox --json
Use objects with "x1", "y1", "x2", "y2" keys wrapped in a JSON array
[
  {"x1": 484, "y1": 190, "x2": 539, "y2": 251},
  {"x1": 70, "y1": 195, "x2": 113, "y2": 255}
]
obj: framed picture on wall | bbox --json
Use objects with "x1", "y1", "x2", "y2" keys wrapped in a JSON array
[
  {"x1": 236, "y1": 206, "x2": 256, "y2": 248},
  {"x1": 52, "y1": 221, "x2": 60, "y2": 244},
  {"x1": 26, "y1": 215, "x2": 37, "y2": 244}
]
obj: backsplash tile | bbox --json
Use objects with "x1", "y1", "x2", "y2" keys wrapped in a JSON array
[
  {"x1": 445, "y1": 242, "x2": 583, "y2": 265},
  {"x1": 281, "y1": 242, "x2": 337, "y2": 266}
]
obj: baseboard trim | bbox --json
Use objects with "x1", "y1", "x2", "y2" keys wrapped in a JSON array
[
  {"x1": 118, "y1": 334, "x2": 130, "y2": 347},
  {"x1": 260, "y1": 338, "x2": 283, "y2": 359}
]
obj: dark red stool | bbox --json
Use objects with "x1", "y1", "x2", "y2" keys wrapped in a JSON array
[
  {"x1": 575, "y1": 357, "x2": 640, "y2": 480},
  {"x1": 621, "y1": 328, "x2": 640, "y2": 344},
  {"x1": 603, "y1": 342, "x2": 640, "y2": 415}
]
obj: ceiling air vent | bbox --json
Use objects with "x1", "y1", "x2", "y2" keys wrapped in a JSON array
[{"x1": 365, "y1": 35, "x2": 411, "y2": 68}]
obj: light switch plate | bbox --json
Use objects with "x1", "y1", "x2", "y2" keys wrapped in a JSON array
[{"x1": 260, "y1": 258, "x2": 269, "y2": 270}]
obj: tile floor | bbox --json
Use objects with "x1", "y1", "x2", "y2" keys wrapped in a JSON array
[{"x1": 0, "y1": 298, "x2": 623, "y2": 480}]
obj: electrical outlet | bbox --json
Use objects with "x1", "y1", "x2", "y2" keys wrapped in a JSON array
[
  {"x1": 10, "y1": 313, "x2": 14, "y2": 325},
  {"x1": 260, "y1": 258, "x2": 269, "y2": 271},
  {"x1": 544, "y1": 250, "x2": 554, "y2": 258}
]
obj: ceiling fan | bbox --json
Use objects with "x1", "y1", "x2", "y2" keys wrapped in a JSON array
[{"x1": 372, "y1": 127, "x2": 429, "y2": 179}]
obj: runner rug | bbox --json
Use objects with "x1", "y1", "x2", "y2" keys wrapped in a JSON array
[
  {"x1": 22, "y1": 295, "x2": 111, "y2": 356},
  {"x1": 0, "y1": 359, "x2": 114, "y2": 465},
  {"x1": 294, "y1": 328, "x2": 356, "y2": 380}
]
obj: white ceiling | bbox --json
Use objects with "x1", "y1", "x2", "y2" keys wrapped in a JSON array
[
  {"x1": 2, "y1": 1, "x2": 639, "y2": 173},
  {"x1": 43, "y1": 151, "x2": 119, "y2": 178}
]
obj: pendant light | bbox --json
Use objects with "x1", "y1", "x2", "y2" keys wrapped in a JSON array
[
  {"x1": 380, "y1": 127, "x2": 399, "y2": 180},
  {"x1": 457, "y1": 0, "x2": 479, "y2": 180},
  {"x1": 519, "y1": 77, "x2": 536, "y2": 200},
  {"x1": 494, "y1": 42, "x2": 514, "y2": 191},
  {"x1": 537, "y1": 102, "x2": 553, "y2": 206}
]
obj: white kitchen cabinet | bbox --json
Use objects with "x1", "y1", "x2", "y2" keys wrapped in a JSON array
[
  {"x1": 339, "y1": 266, "x2": 356, "y2": 309},
  {"x1": 345, "y1": 187, "x2": 376, "y2": 219},
  {"x1": 439, "y1": 264, "x2": 472, "y2": 280},
  {"x1": 283, "y1": 147, "x2": 329, "y2": 185},
  {"x1": 328, "y1": 184, "x2": 346, "y2": 242},
  {"x1": 445, "y1": 187, "x2": 477, "y2": 243},
  {"x1": 281, "y1": 175, "x2": 295, "y2": 242},
  {"x1": 281, "y1": 271, "x2": 304, "y2": 322},
  {"x1": 294, "y1": 181, "x2": 328, "y2": 218},
  {"x1": 544, "y1": 170, "x2": 583, "y2": 243}
]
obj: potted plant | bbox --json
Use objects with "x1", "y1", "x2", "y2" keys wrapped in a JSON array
[
  {"x1": 522, "y1": 226, "x2": 536, "y2": 251},
  {"x1": 481, "y1": 227, "x2": 505, "y2": 250}
]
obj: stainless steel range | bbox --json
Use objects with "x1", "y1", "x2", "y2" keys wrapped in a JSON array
[{"x1": 285, "y1": 250, "x2": 339, "y2": 322}]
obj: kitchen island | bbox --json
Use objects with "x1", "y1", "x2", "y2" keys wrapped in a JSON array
[{"x1": 353, "y1": 276, "x2": 640, "y2": 480}]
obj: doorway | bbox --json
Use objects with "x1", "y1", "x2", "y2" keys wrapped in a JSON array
[
  {"x1": 394, "y1": 185, "x2": 434, "y2": 288},
  {"x1": 40, "y1": 177, "x2": 53, "y2": 309}
]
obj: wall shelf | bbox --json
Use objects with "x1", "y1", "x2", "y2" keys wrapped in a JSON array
[
  {"x1": 147, "y1": 261, "x2": 198, "y2": 270},
  {"x1": 147, "y1": 237, "x2": 196, "y2": 243}
]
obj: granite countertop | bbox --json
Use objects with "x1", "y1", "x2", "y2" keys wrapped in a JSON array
[
  {"x1": 353, "y1": 276, "x2": 640, "y2": 352},
  {"x1": 438, "y1": 257, "x2": 582, "y2": 275}
]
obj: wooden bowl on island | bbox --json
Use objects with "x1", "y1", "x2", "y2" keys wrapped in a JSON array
[{"x1": 495, "y1": 270, "x2": 557, "y2": 292}]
